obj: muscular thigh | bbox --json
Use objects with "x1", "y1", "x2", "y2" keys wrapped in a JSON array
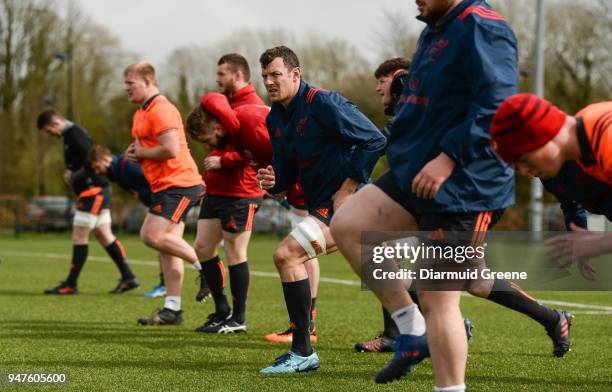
[{"x1": 334, "y1": 184, "x2": 419, "y2": 232}]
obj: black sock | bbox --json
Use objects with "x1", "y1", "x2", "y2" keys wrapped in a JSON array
[
  {"x1": 282, "y1": 279, "x2": 312, "y2": 357},
  {"x1": 408, "y1": 280, "x2": 420, "y2": 307},
  {"x1": 487, "y1": 278, "x2": 559, "y2": 329},
  {"x1": 65, "y1": 244, "x2": 88, "y2": 287},
  {"x1": 310, "y1": 297, "x2": 317, "y2": 331},
  {"x1": 159, "y1": 272, "x2": 165, "y2": 286},
  {"x1": 202, "y1": 256, "x2": 231, "y2": 316},
  {"x1": 229, "y1": 262, "x2": 249, "y2": 324},
  {"x1": 382, "y1": 307, "x2": 400, "y2": 338},
  {"x1": 105, "y1": 240, "x2": 134, "y2": 280}
]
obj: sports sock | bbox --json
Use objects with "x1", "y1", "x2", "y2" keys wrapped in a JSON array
[
  {"x1": 65, "y1": 244, "x2": 88, "y2": 287},
  {"x1": 202, "y1": 256, "x2": 231, "y2": 316},
  {"x1": 164, "y1": 295, "x2": 181, "y2": 311},
  {"x1": 310, "y1": 297, "x2": 317, "y2": 332},
  {"x1": 229, "y1": 262, "x2": 249, "y2": 324},
  {"x1": 192, "y1": 261, "x2": 202, "y2": 271},
  {"x1": 382, "y1": 307, "x2": 400, "y2": 338},
  {"x1": 408, "y1": 280, "x2": 420, "y2": 307},
  {"x1": 105, "y1": 240, "x2": 134, "y2": 280},
  {"x1": 391, "y1": 304, "x2": 426, "y2": 336},
  {"x1": 487, "y1": 278, "x2": 559, "y2": 328},
  {"x1": 434, "y1": 384, "x2": 466, "y2": 392},
  {"x1": 159, "y1": 272, "x2": 165, "y2": 286},
  {"x1": 282, "y1": 279, "x2": 312, "y2": 357}
]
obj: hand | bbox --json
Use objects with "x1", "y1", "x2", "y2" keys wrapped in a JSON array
[
  {"x1": 412, "y1": 152, "x2": 455, "y2": 199},
  {"x1": 257, "y1": 165, "x2": 276, "y2": 190},
  {"x1": 63, "y1": 170, "x2": 72, "y2": 185},
  {"x1": 126, "y1": 141, "x2": 139, "y2": 162},
  {"x1": 332, "y1": 178, "x2": 359, "y2": 212},
  {"x1": 544, "y1": 226, "x2": 610, "y2": 280},
  {"x1": 204, "y1": 156, "x2": 222, "y2": 171}
]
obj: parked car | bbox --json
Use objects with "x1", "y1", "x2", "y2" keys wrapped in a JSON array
[{"x1": 23, "y1": 196, "x2": 74, "y2": 232}]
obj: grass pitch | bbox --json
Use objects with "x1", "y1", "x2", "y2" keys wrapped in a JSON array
[{"x1": 0, "y1": 233, "x2": 611, "y2": 391}]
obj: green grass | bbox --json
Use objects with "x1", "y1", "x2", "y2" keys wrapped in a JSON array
[{"x1": 0, "y1": 233, "x2": 611, "y2": 391}]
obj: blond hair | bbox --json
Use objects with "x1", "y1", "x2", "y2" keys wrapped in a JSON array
[{"x1": 124, "y1": 61, "x2": 158, "y2": 86}]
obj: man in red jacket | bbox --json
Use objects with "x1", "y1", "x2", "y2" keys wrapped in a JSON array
[{"x1": 187, "y1": 91, "x2": 270, "y2": 333}]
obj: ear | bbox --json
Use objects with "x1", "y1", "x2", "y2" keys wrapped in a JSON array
[{"x1": 292, "y1": 67, "x2": 301, "y2": 81}]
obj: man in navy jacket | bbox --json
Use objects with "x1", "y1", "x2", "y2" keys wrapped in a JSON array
[
  {"x1": 332, "y1": 1, "x2": 523, "y2": 389},
  {"x1": 257, "y1": 45, "x2": 386, "y2": 374}
]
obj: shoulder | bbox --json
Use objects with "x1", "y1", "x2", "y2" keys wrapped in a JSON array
[
  {"x1": 150, "y1": 96, "x2": 180, "y2": 117},
  {"x1": 454, "y1": 4, "x2": 515, "y2": 41},
  {"x1": 309, "y1": 88, "x2": 348, "y2": 110}
]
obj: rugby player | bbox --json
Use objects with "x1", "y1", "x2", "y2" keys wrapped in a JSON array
[
  {"x1": 257, "y1": 46, "x2": 386, "y2": 374},
  {"x1": 122, "y1": 61, "x2": 205, "y2": 326},
  {"x1": 37, "y1": 110, "x2": 138, "y2": 295}
]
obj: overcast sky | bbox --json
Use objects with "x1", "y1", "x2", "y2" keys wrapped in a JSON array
[{"x1": 65, "y1": 0, "x2": 420, "y2": 65}]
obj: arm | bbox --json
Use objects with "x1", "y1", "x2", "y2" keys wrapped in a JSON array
[
  {"x1": 134, "y1": 130, "x2": 180, "y2": 161},
  {"x1": 312, "y1": 93, "x2": 387, "y2": 183},
  {"x1": 559, "y1": 199, "x2": 588, "y2": 230},
  {"x1": 439, "y1": 21, "x2": 519, "y2": 167}
]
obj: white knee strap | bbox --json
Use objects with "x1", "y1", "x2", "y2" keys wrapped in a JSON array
[{"x1": 289, "y1": 216, "x2": 327, "y2": 258}]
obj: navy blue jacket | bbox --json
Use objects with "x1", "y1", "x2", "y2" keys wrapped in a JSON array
[
  {"x1": 543, "y1": 161, "x2": 612, "y2": 229},
  {"x1": 267, "y1": 81, "x2": 386, "y2": 210},
  {"x1": 387, "y1": 0, "x2": 517, "y2": 213},
  {"x1": 108, "y1": 155, "x2": 152, "y2": 207}
]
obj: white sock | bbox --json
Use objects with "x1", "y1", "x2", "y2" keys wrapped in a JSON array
[
  {"x1": 434, "y1": 384, "x2": 466, "y2": 392},
  {"x1": 164, "y1": 296, "x2": 181, "y2": 311},
  {"x1": 391, "y1": 304, "x2": 426, "y2": 335},
  {"x1": 192, "y1": 261, "x2": 202, "y2": 271}
]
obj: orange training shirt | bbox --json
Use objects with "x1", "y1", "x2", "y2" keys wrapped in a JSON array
[
  {"x1": 575, "y1": 102, "x2": 612, "y2": 185},
  {"x1": 131, "y1": 95, "x2": 202, "y2": 192}
]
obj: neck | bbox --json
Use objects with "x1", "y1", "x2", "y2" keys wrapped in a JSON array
[
  {"x1": 557, "y1": 116, "x2": 581, "y2": 161},
  {"x1": 232, "y1": 81, "x2": 249, "y2": 93},
  {"x1": 433, "y1": 0, "x2": 463, "y2": 24},
  {"x1": 280, "y1": 83, "x2": 300, "y2": 108},
  {"x1": 143, "y1": 89, "x2": 160, "y2": 104}
]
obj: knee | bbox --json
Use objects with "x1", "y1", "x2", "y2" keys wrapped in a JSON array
[
  {"x1": 273, "y1": 246, "x2": 294, "y2": 270},
  {"x1": 140, "y1": 229, "x2": 159, "y2": 249},
  {"x1": 417, "y1": 292, "x2": 456, "y2": 318},
  {"x1": 466, "y1": 279, "x2": 491, "y2": 298},
  {"x1": 330, "y1": 212, "x2": 357, "y2": 246}
]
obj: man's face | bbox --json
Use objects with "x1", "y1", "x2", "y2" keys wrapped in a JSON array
[
  {"x1": 515, "y1": 142, "x2": 564, "y2": 180},
  {"x1": 91, "y1": 154, "x2": 113, "y2": 175},
  {"x1": 191, "y1": 123, "x2": 227, "y2": 149},
  {"x1": 376, "y1": 74, "x2": 395, "y2": 107},
  {"x1": 416, "y1": 0, "x2": 456, "y2": 23},
  {"x1": 124, "y1": 72, "x2": 149, "y2": 104},
  {"x1": 261, "y1": 57, "x2": 300, "y2": 106},
  {"x1": 216, "y1": 63, "x2": 238, "y2": 95},
  {"x1": 41, "y1": 117, "x2": 65, "y2": 138}
]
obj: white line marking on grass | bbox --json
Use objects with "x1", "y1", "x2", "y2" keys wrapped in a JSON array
[{"x1": 3, "y1": 250, "x2": 611, "y2": 312}]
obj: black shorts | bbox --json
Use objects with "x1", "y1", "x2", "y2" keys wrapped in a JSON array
[
  {"x1": 149, "y1": 185, "x2": 205, "y2": 224},
  {"x1": 375, "y1": 171, "x2": 505, "y2": 290},
  {"x1": 374, "y1": 170, "x2": 503, "y2": 231},
  {"x1": 309, "y1": 199, "x2": 334, "y2": 226},
  {"x1": 77, "y1": 186, "x2": 111, "y2": 215},
  {"x1": 199, "y1": 195, "x2": 262, "y2": 233}
]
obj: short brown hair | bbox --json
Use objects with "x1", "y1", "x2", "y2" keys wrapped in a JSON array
[
  {"x1": 374, "y1": 57, "x2": 411, "y2": 79},
  {"x1": 36, "y1": 109, "x2": 63, "y2": 130},
  {"x1": 218, "y1": 53, "x2": 251, "y2": 81},
  {"x1": 185, "y1": 105, "x2": 219, "y2": 138},
  {"x1": 87, "y1": 145, "x2": 112, "y2": 166},
  {"x1": 259, "y1": 46, "x2": 300, "y2": 70},
  {"x1": 124, "y1": 61, "x2": 158, "y2": 86}
]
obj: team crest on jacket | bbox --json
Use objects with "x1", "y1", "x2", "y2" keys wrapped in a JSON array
[
  {"x1": 409, "y1": 75, "x2": 419, "y2": 92},
  {"x1": 295, "y1": 117, "x2": 308, "y2": 137},
  {"x1": 428, "y1": 38, "x2": 450, "y2": 62},
  {"x1": 274, "y1": 128, "x2": 281, "y2": 138}
]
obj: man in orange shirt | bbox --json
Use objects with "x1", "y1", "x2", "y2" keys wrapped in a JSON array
[
  {"x1": 491, "y1": 93, "x2": 612, "y2": 277},
  {"x1": 123, "y1": 61, "x2": 205, "y2": 326}
]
